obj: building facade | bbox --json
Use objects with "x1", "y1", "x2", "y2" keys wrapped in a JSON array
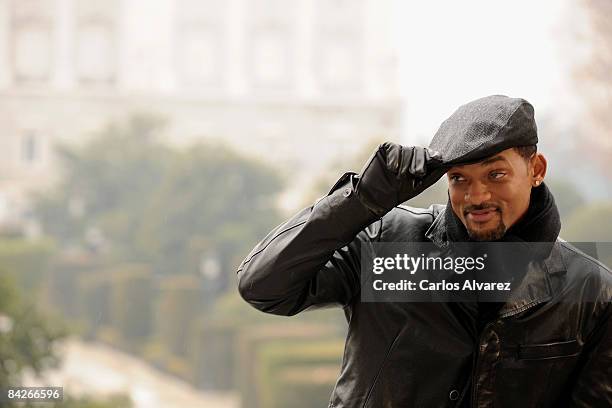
[{"x1": 0, "y1": 0, "x2": 400, "y2": 222}]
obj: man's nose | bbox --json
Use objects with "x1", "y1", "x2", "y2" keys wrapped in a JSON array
[{"x1": 465, "y1": 181, "x2": 491, "y2": 205}]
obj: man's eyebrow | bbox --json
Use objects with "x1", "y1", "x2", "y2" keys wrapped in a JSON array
[{"x1": 478, "y1": 155, "x2": 508, "y2": 166}]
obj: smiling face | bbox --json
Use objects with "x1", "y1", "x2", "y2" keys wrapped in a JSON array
[{"x1": 446, "y1": 147, "x2": 547, "y2": 241}]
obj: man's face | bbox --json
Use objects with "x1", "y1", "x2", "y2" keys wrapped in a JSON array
[{"x1": 446, "y1": 148, "x2": 546, "y2": 241}]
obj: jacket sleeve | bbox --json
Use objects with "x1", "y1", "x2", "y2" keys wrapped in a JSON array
[
  {"x1": 568, "y1": 302, "x2": 612, "y2": 407},
  {"x1": 236, "y1": 172, "x2": 381, "y2": 316}
]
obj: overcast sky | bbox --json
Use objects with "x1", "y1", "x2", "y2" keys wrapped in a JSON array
[{"x1": 392, "y1": 0, "x2": 584, "y2": 144}]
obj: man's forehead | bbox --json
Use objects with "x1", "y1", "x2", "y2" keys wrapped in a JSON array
[{"x1": 447, "y1": 153, "x2": 511, "y2": 173}]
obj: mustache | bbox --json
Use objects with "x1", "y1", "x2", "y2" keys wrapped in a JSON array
[{"x1": 464, "y1": 203, "x2": 501, "y2": 216}]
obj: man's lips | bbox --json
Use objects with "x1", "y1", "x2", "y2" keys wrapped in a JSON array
[{"x1": 466, "y1": 208, "x2": 499, "y2": 223}]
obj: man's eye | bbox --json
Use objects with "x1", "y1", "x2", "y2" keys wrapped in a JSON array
[
  {"x1": 450, "y1": 175, "x2": 466, "y2": 182},
  {"x1": 490, "y1": 172, "x2": 506, "y2": 179}
]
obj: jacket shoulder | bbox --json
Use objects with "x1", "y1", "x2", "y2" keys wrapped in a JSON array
[{"x1": 377, "y1": 203, "x2": 445, "y2": 242}]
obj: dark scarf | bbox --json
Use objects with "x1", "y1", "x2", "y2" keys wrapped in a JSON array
[
  {"x1": 444, "y1": 181, "x2": 561, "y2": 248},
  {"x1": 443, "y1": 182, "x2": 561, "y2": 327}
]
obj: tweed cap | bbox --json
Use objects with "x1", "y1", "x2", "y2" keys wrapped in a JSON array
[{"x1": 429, "y1": 95, "x2": 538, "y2": 166}]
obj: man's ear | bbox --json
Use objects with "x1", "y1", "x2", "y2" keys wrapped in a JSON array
[{"x1": 530, "y1": 153, "x2": 547, "y2": 186}]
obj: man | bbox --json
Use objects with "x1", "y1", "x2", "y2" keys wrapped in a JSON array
[{"x1": 237, "y1": 95, "x2": 612, "y2": 407}]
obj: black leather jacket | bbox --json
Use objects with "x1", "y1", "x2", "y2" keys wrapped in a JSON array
[{"x1": 237, "y1": 172, "x2": 612, "y2": 408}]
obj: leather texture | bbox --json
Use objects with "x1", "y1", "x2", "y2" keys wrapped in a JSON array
[{"x1": 355, "y1": 142, "x2": 447, "y2": 217}]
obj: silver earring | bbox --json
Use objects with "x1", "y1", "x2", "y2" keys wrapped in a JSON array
[{"x1": 534, "y1": 180, "x2": 541, "y2": 186}]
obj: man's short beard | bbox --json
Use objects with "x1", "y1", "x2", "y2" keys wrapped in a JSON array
[{"x1": 466, "y1": 219, "x2": 507, "y2": 241}]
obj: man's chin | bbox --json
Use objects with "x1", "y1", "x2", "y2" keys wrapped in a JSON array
[{"x1": 466, "y1": 222, "x2": 507, "y2": 241}]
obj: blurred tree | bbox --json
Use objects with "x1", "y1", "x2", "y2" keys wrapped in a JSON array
[
  {"x1": 134, "y1": 144, "x2": 283, "y2": 279},
  {"x1": 302, "y1": 137, "x2": 385, "y2": 207},
  {"x1": 33, "y1": 114, "x2": 171, "y2": 251},
  {"x1": 33, "y1": 114, "x2": 284, "y2": 291},
  {"x1": 404, "y1": 177, "x2": 449, "y2": 208},
  {"x1": 545, "y1": 178, "x2": 586, "y2": 220},
  {"x1": 0, "y1": 273, "x2": 66, "y2": 392},
  {"x1": 0, "y1": 252, "x2": 130, "y2": 408},
  {"x1": 562, "y1": 202, "x2": 612, "y2": 242},
  {"x1": 574, "y1": 0, "x2": 612, "y2": 175}
]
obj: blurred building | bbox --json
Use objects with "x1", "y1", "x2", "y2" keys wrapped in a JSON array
[{"x1": 0, "y1": 0, "x2": 400, "y2": 222}]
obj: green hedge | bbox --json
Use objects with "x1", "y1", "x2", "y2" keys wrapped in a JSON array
[
  {"x1": 0, "y1": 238, "x2": 55, "y2": 294},
  {"x1": 189, "y1": 290, "x2": 283, "y2": 390},
  {"x1": 257, "y1": 340, "x2": 344, "y2": 408},
  {"x1": 275, "y1": 364, "x2": 342, "y2": 408},
  {"x1": 236, "y1": 324, "x2": 340, "y2": 408},
  {"x1": 46, "y1": 253, "x2": 106, "y2": 320},
  {"x1": 190, "y1": 319, "x2": 236, "y2": 390},
  {"x1": 72, "y1": 263, "x2": 154, "y2": 351},
  {"x1": 190, "y1": 290, "x2": 346, "y2": 397},
  {"x1": 141, "y1": 339, "x2": 193, "y2": 381},
  {"x1": 154, "y1": 274, "x2": 202, "y2": 357},
  {"x1": 108, "y1": 264, "x2": 154, "y2": 351},
  {"x1": 77, "y1": 270, "x2": 112, "y2": 339}
]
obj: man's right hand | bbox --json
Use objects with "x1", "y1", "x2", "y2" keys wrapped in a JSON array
[{"x1": 354, "y1": 142, "x2": 448, "y2": 217}]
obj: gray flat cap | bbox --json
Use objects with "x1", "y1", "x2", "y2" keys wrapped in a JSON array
[{"x1": 429, "y1": 95, "x2": 538, "y2": 165}]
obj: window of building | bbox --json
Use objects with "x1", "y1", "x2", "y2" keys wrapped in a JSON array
[
  {"x1": 312, "y1": 0, "x2": 364, "y2": 93},
  {"x1": 21, "y1": 131, "x2": 41, "y2": 164},
  {"x1": 11, "y1": 0, "x2": 55, "y2": 83},
  {"x1": 315, "y1": 32, "x2": 361, "y2": 92},
  {"x1": 249, "y1": 25, "x2": 292, "y2": 88},
  {"x1": 320, "y1": 39, "x2": 356, "y2": 84},
  {"x1": 254, "y1": 29, "x2": 287, "y2": 83},
  {"x1": 175, "y1": 0, "x2": 226, "y2": 88},
  {"x1": 75, "y1": 0, "x2": 118, "y2": 85},
  {"x1": 76, "y1": 20, "x2": 116, "y2": 83},
  {"x1": 13, "y1": 21, "x2": 53, "y2": 82},
  {"x1": 177, "y1": 25, "x2": 220, "y2": 86}
]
